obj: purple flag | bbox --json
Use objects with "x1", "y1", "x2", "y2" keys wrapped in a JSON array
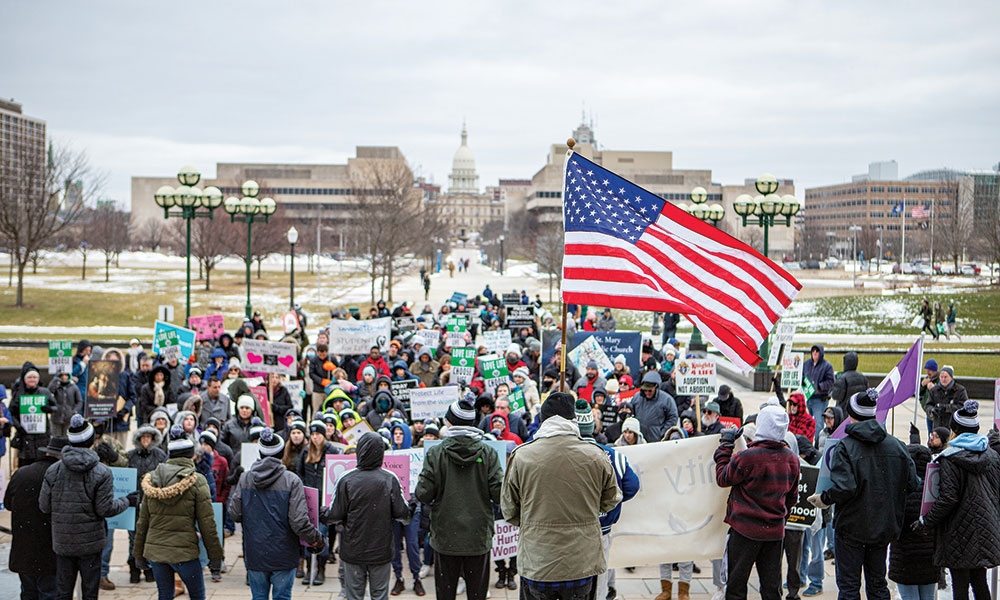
[{"x1": 830, "y1": 336, "x2": 924, "y2": 441}]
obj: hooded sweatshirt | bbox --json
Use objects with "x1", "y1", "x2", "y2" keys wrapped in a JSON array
[
  {"x1": 817, "y1": 406, "x2": 845, "y2": 452},
  {"x1": 831, "y1": 352, "x2": 869, "y2": 410},
  {"x1": 787, "y1": 392, "x2": 816, "y2": 441},
  {"x1": 489, "y1": 411, "x2": 523, "y2": 445},
  {"x1": 323, "y1": 433, "x2": 411, "y2": 565}
]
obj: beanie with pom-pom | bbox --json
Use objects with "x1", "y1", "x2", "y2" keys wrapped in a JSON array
[
  {"x1": 258, "y1": 427, "x2": 285, "y2": 457},
  {"x1": 951, "y1": 400, "x2": 980, "y2": 434},
  {"x1": 168, "y1": 424, "x2": 195, "y2": 458},
  {"x1": 68, "y1": 414, "x2": 95, "y2": 447},
  {"x1": 847, "y1": 388, "x2": 879, "y2": 421}
]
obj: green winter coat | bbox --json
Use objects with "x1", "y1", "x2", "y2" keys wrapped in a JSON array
[
  {"x1": 133, "y1": 457, "x2": 223, "y2": 564},
  {"x1": 415, "y1": 431, "x2": 503, "y2": 556}
]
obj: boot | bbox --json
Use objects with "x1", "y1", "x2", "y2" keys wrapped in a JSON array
[
  {"x1": 506, "y1": 568, "x2": 517, "y2": 590},
  {"x1": 296, "y1": 558, "x2": 305, "y2": 579},
  {"x1": 99, "y1": 577, "x2": 115, "y2": 591},
  {"x1": 144, "y1": 568, "x2": 155, "y2": 583},
  {"x1": 312, "y1": 558, "x2": 327, "y2": 586},
  {"x1": 655, "y1": 580, "x2": 672, "y2": 600},
  {"x1": 128, "y1": 558, "x2": 141, "y2": 584},
  {"x1": 495, "y1": 565, "x2": 507, "y2": 589},
  {"x1": 678, "y1": 582, "x2": 690, "y2": 600}
]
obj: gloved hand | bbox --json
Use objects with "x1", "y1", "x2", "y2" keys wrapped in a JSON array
[
  {"x1": 491, "y1": 429, "x2": 502, "y2": 439},
  {"x1": 321, "y1": 378, "x2": 332, "y2": 388},
  {"x1": 126, "y1": 490, "x2": 141, "y2": 508},
  {"x1": 319, "y1": 506, "x2": 330, "y2": 523},
  {"x1": 117, "y1": 408, "x2": 131, "y2": 419},
  {"x1": 40, "y1": 404, "x2": 54, "y2": 413},
  {"x1": 96, "y1": 442, "x2": 118, "y2": 464},
  {"x1": 307, "y1": 539, "x2": 326, "y2": 555},
  {"x1": 911, "y1": 518, "x2": 928, "y2": 536},
  {"x1": 719, "y1": 426, "x2": 743, "y2": 447},
  {"x1": 408, "y1": 496, "x2": 419, "y2": 517},
  {"x1": 299, "y1": 390, "x2": 307, "y2": 400},
  {"x1": 909, "y1": 422, "x2": 921, "y2": 444},
  {"x1": 807, "y1": 493, "x2": 830, "y2": 509}
]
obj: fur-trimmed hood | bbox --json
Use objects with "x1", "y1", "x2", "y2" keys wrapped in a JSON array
[
  {"x1": 142, "y1": 458, "x2": 198, "y2": 505},
  {"x1": 132, "y1": 424, "x2": 164, "y2": 447}
]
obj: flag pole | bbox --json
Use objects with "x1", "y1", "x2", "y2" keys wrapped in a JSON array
[
  {"x1": 913, "y1": 332, "x2": 925, "y2": 427},
  {"x1": 559, "y1": 138, "x2": 576, "y2": 393}
]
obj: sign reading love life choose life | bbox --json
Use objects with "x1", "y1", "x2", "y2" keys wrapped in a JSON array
[
  {"x1": 239, "y1": 339, "x2": 298, "y2": 377},
  {"x1": 450, "y1": 347, "x2": 476, "y2": 386},
  {"x1": 152, "y1": 320, "x2": 196, "y2": 361},
  {"x1": 328, "y1": 317, "x2": 392, "y2": 355},
  {"x1": 48, "y1": 341, "x2": 73, "y2": 375}
]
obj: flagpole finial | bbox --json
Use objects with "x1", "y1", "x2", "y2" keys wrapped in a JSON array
[{"x1": 567, "y1": 138, "x2": 576, "y2": 150}]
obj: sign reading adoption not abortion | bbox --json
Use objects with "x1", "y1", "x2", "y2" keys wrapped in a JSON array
[
  {"x1": 328, "y1": 317, "x2": 391, "y2": 355},
  {"x1": 675, "y1": 357, "x2": 718, "y2": 395},
  {"x1": 240, "y1": 338, "x2": 298, "y2": 376}
]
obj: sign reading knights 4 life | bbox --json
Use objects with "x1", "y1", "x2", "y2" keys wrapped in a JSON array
[
  {"x1": 48, "y1": 341, "x2": 73, "y2": 375},
  {"x1": 675, "y1": 357, "x2": 717, "y2": 395}
]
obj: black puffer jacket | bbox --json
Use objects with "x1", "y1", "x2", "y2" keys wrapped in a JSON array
[
  {"x1": 48, "y1": 376, "x2": 84, "y2": 426},
  {"x1": 127, "y1": 425, "x2": 168, "y2": 498},
  {"x1": 889, "y1": 445, "x2": 937, "y2": 585},
  {"x1": 39, "y1": 446, "x2": 130, "y2": 556},
  {"x1": 926, "y1": 382, "x2": 970, "y2": 430},
  {"x1": 923, "y1": 437, "x2": 1000, "y2": 569},
  {"x1": 831, "y1": 352, "x2": 869, "y2": 411}
]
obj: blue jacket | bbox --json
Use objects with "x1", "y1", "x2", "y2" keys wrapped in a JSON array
[
  {"x1": 596, "y1": 441, "x2": 639, "y2": 534},
  {"x1": 802, "y1": 345, "x2": 835, "y2": 402}
]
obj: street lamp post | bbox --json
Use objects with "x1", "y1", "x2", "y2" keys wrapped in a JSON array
[
  {"x1": 224, "y1": 180, "x2": 276, "y2": 318},
  {"x1": 499, "y1": 235, "x2": 505, "y2": 275},
  {"x1": 153, "y1": 166, "x2": 223, "y2": 322},
  {"x1": 849, "y1": 225, "x2": 862, "y2": 287},
  {"x1": 682, "y1": 187, "x2": 725, "y2": 354},
  {"x1": 287, "y1": 226, "x2": 298, "y2": 309},
  {"x1": 732, "y1": 174, "x2": 801, "y2": 378},
  {"x1": 876, "y1": 226, "x2": 884, "y2": 274}
]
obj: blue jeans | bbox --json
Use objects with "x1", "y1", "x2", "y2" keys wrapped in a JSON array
[
  {"x1": 834, "y1": 536, "x2": 890, "y2": 600},
  {"x1": 248, "y1": 568, "x2": 296, "y2": 600},
  {"x1": 101, "y1": 535, "x2": 113, "y2": 578},
  {"x1": 799, "y1": 528, "x2": 824, "y2": 589},
  {"x1": 19, "y1": 573, "x2": 58, "y2": 600},
  {"x1": 149, "y1": 559, "x2": 206, "y2": 600},
  {"x1": 896, "y1": 584, "x2": 936, "y2": 600},
  {"x1": 393, "y1": 505, "x2": 421, "y2": 580},
  {"x1": 807, "y1": 398, "x2": 828, "y2": 443}
]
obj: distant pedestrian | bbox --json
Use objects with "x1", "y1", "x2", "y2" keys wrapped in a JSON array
[
  {"x1": 423, "y1": 274, "x2": 431, "y2": 301},
  {"x1": 831, "y1": 352, "x2": 868, "y2": 413},
  {"x1": 946, "y1": 302, "x2": 961, "y2": 341},
  {"x1": 802, "y1": 345, "x2": 835, "y2": 443},
  {"x1": 919, "y1": 300, "x2": 938, "y2": 340}
]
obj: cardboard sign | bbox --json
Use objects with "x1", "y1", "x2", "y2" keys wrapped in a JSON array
[
  {"x1": 196, "y1": 503, "x2": 224, "y2": 567},
  {"x1": 48, "y1": 341, "x2": 73, "y2": 375},
  {"x1": 780, "y1": 352, "x2": 804, "y2": 390},
  {"x1": 248, "y1": 386, "x2": 273, "y2": 427},
  {"x1": 390, "y1": 379, "x2": 421, "y2": 409},
  {"x1": 409, "y1": 386, "x2": 458, "y2": 421},
  {"x1": 187, "y1": 314, "x2": 226, "y2": 342},
  {"x1": 19, "y1": 394, "x2": 48, "y2": 434},
  {"x1": 767, "y1": 323, "x2": 797, "y2": 366},
  {"x1": 508, "y1": 387, "x2": 526, "y2": 413},
  {"x1": 414, "y1": 330, "x2": 440, "y2": 351},
  {"x1": 282, "y1": 311, "x2": 301, "y2": 335},
  {"x1": 479, "y1": 355, "x2": 509, "y2": 394},
  {"x1": 424, "y1": 439, "x2": 509, "y2": 473},
  {"x1": 152, "y1": 320, "x2": 196, "y2": 360},
  {"x1": 106, "y1": 467, "x2": 137, "y2": 530},
  {"x1": 802, "y1": 376, "x2": 816, "y2": 399},
  {"x1": 341, "y1": 420, "x2": 374, "y2": 445},
  {"x1": 324, "y1": 453, "x2": 411, "y2": 505},
  {"x1": 241, "y1": 442, "x2": 261, "y2": 472},
  {"x1": 921, "y1": 462, "x2": 941, "y2": 517},
  {"x1": 786, "y1": 464, "x2": 819, "y2": 531},
  {"x1": 675, "y1": 357, "x2": 717, "y2": 395},
  {"x1": 492, "y1": 519, "x2": 519, "y2": 560},
  {"x1": 302, "y1": 487, "x2": 319, "y2": 547},
  {"x1": 483, "y1": 329, "x2": 513, "y2": 356},
  {"x1": 568, "y1": 335, "x2": 615, "y2": 377},
  {"x1": 388, "y1": 448, "x2": 425, "y2": 495},
  {"x1": 506, "y1": 305, "x2": 535, "y2": 329},
  {"x1": 598, "y1": 400, "x2": 619, "y2": 427},
  {"x1": 501, "y1": 293, "x2": 520, "y2": 305},
  {"x1": 446, "y1": 316, "x2": 468, "y2": 348},
  {"x1": 85, "y1": 359, "x2": 122, "y2": 420},
  {"x1": 719, "y1": 416, "x2": 742, "y2": 429},
  {"x1": 283, "y1": 379, "x2": 304, "y2": 413},
  {"x1": 241, "y1": 339, "x2": 298, "y2": 376},
  {"x1": 449, "y1": 292, "x2": 468, "y2": 306},
  {"x1": 570, "y1": 331, "x2": 642, "y2": 381},
  {"x1": 328, "y1": 317, "x2": 391, "y2": 355},
  {"x1": 394, "y1": 316, "x2": 417, "y2": 333},
  {"x1": 450, "y1": 347, "x2": 476, "y2": 385}
]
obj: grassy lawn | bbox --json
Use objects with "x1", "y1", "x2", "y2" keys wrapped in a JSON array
[{"x1": 824, "y1": 352, "x2": 999, "y2": 379}]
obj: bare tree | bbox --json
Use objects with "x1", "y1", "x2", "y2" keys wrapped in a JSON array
[
  {"x1": 934, "y1": 175, "x2": 974, "y2": 273},
  {"x1": 975, "y1": 191, "x2": 1000, "y2": 285},
  {"x1": 739, "y1": 227, "x2": 764, "y2": 254},
  {"x1": 89, "y1": 203, "x2": 131, "y2": 282},
  {"x1": 0, "y1": 141, "x2": 102, "y2": 306},
  {"x1": 134, "y1": 214, "x2": 168, "y2": 251},
  {"x1": 78, "y1": 240, "x2": 91, "y2": 279}
]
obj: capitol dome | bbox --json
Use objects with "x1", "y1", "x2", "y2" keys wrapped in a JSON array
[{"x1": 448, "y1": 123, "x2": 480, "y2": 194}]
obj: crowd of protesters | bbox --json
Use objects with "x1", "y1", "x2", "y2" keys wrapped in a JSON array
[{"x1": 0, "y1": 289, "x2": 994, "y2": 600}]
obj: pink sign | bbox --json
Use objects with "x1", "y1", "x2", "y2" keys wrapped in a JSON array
[
  {"x1": 302, "y1": 486, "x2": 320, "y2": 547},
  {"x1": 249, "y1": 386, "x2": 272, "y2": 427},
  {"x1": 920, "y1": 462, "x2": 940, "y2": 516},
  {"x1": 323, "y1": 453, "x2": 411, "y2": 505},
  {"x1": 188, "y1": 314, "x2": 226, "y2": 342},
  {"x1": 993, "y1": 379, "x2": 1000, "y2": 432}
]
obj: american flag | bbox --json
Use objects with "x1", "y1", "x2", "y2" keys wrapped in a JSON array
[
  {"x1": 912, "y1": 205, "x2": 930, "y2": 218},
  {"x1": 561, "y1": 153, "x2": 801, "y2": 372}
]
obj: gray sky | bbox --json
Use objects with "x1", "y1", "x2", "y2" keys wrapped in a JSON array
[{"x1": 3, "y1": 1, "x2": 998, "y2": 206}]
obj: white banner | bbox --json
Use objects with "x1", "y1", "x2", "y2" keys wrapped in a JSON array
[
  {"x1": 328, "y1": 317, "x2": 392, "y2": 355},
  {"x1": 483, "y1": 329, "x2": 513, "y2": 356},
  {"x1": 414, "y1": 330, "x2": 440, "y2": 351},
  {"x1": 409, "y1": 386, "x2": 458, "y2": 421},
  {"x1": 240, "y1": 339, "x2": 298, "y2": 376},
  {"x1": 609, "y1": 435, "x2": 728, "y2": 566}
]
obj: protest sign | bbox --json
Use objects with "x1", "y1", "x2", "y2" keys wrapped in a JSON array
[
  {"x1": 197, "y1": 503, "x2": 224, "y2": 567},
  {"x1": 106, "y1": 467, "x2": 137, "y2": 530},
  {"x1": 479, "y1": 355, "x2": 509, "y2": 394},
  {"x1": 324, "y1": 453, "x2": 411, "y2": 505},
  {"x1": 302, "y1": 487, "x2": 320, "y2": 546},
  {"x1": 786, "y1": 464, "x2": 819, "y2": 531},
  {"x1": 507, "y1": 387, "x2": 526, "y2": 413},
  {"x1": 18, "y1": 394, "x2": 48, "y2": 434},
  {"x1": 241, "y1": 442, "x2": 261, "y2": 472},
  {"x1": 501, "y1": 293, "x2": 520, "y2": 305},
  {"x1": 283, "y1": 379, "x2": 304, "y2": 412},
  {"x1": 241, "y1": 339, "x2": 298, "y2": 376},
  {"x1": 424, "y1": 439, "x2": 509, "y2": 473},
  {"x1": 994, "y1": 379, "x2": 1000, "y2": 431},
  {"x1": 449, "y1": 292, "x2": 468, "y2": 306},
  {"x1": 394, "y1": 316, "x2": 417, "y2": 333},
  {"x1": 570, "y1": 331, "x2": 642, "y2": 380},
  {"x1": 48, "y1": 341, "x2": 73, "y2": 375},
  {"x1": 483, "y1": 329, "x2": 513, "y2": 356},
  {"x1": 506, "y1": 305, "x2": 535, "y2": 329},
  {"x1": 802, "y1": 376, "x2": 816, "y2": 400},
  {"x1": 568, "y1": 336, "x2": 614, "y2": 377},
  {"x1": 492, "y1": 520, "x2": 519, "y2": 560},
  {"x1": 390, "y1": 379, "x2": 421, "y2": 409},
  {"x1": 767, "y1": 322, "x2": 797, "y2": 366},
  {"x1": 450, "y1": 347, "x2": 476, "y2": 385},
  {"x1": 409, "y1": 386, "x2": 458, "y2": 421},
  {"x1": 152, "y1": 320, "x2": 196, "y2": 360},
  {"x1": 341, "y1": 420, "x2": 374, "y2": 445},
  {"x1": 780, "y1": 352, "x2": 804, "y2": 390},
  {"x1": 0, "y1": 469, "x2": 6, "y2": 511},
  {"x1": 675, "y1": 358, "x2": 717, "y2": 395},
  {"x1": 282, "y1": 311, "x2": 300, "y2": 335},
  {"x1": 598, "y1": 400, "x2": 619, "y2": 427},
  {"x1": 609, "y1": 436, "x2": 729, "y2": 566},
  {"x1": 414, "y1": 329, "x2": 440, "y2": 351},
  {"x1": 248, "y1": 386, "x2": 272, "y2": 427},
  {"x1": 328, "y1": 317, "x2": 391, "y2": 355},
  {"x1": 446, "y1": 316, "x2": 468, "y2": 348},
  {"x1": 187, "y1": 314, "x2": 226, "y2": 342},
  {"x1": 388, "y1": 448, "x2": 425, "y2": 495},
  {"x1": 921, "y1": 462, "x2": 941, "y2": 516},
  {"x1": 85, "y1": 359, "x2": 122, "y2": 420}
]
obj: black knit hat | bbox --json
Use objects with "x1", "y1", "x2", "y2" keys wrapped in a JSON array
[
  {"x1": 309, "y1": 420, "x2": 327, "y2": 435},
  {"x1": 541, "y1": 392, "x2": 576, "y2": 422},
  {"x1": 168, "y1": 425, "x2": 195, "y2": 458},
  {"x1": 258, "y1": 427, "x2": 285, "y2": 457},
  {"x1": 847, "y1": 388, "x2": 878, "y2": 421},
  {"x1": 951, "y1": 400, "x2": 980, "y2": 435},
  {"x1": 445, "y1": 399, "x2": 477, "y2": 427},
  {"x1": 289, "y1": 419, "x2": 308, "y2": 435},
  {"x1": 68, "y1": 414, "x2": 95, "y2": 448},
  {"x1": 199, "y1": 430, "x2": 218, "y2": 449}
]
